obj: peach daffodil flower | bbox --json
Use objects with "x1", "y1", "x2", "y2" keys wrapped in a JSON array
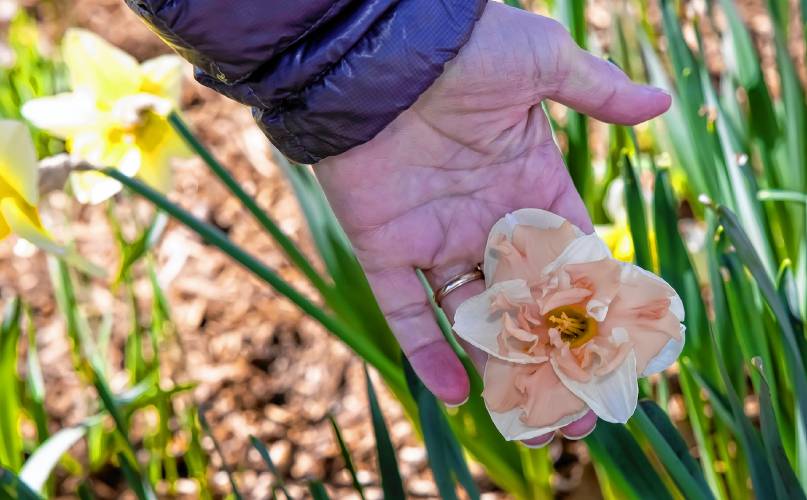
[
  {"x1": 453, "y1": 209, "x2": 684, "y2": 441},
  {"x1": 0, "y1": 120, "x2": 65, "y2": 254},
  {"x1": 21, "y1": 28, "x2": 190, "y2": 204}
]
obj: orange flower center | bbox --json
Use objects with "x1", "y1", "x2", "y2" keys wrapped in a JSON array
[{"x1": 545, "y1": 304, "x2": 597, "y2": 348}]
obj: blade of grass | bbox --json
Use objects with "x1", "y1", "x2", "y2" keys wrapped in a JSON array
[
  {"x1": 327, "y1": 416, "x2": 365, "y2": 499},
  {"x1": 183, "y1": 408, "x2": 211, "y2": 500},
  {"x1": 112, "y1": 211, "x2": 168, "y2": 285},
  {"x1": 364, "y1": 366, "x2": 406, "y2": 500},
  {"x1": 249, "y1": 436, "x2": 292, "y2": 500},
  {"x1": 198, "y1": 407, "x2": 242, "y2": 500}
]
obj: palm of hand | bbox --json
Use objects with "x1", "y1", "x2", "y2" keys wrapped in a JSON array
[{"x1": 315, "y1": 3, "x2": 669, "y2": 442}]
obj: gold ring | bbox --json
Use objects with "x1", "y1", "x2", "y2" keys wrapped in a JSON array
[{"x1": 433, "y1": 265, "x2": 484, "y2": 308}]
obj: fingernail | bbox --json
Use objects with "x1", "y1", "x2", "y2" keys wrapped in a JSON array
[
  {"x1": 562, "y1": 427, "x2": 596, "y2": 441},
  {"x1": 445, "y1": 395, "x2": 469, "y2": 408},
  {"x1": 522, "y1": 435, "x2": 554, "y2": 449},
  {"x1": 646, "y1": 85, "x2": 670, "y2": 97}
]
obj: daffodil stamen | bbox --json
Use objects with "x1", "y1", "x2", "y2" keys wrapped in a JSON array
[{"x1": 545, "y1": 304, "x2": 597, "y2": 347}]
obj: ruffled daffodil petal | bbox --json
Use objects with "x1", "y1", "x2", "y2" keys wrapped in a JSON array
[
  {"x1": 551, "y1": 349, "x2": 639, "y2": 424},
  {"x1": 453, "y1": 279, "x2": 536, "y2": 364}
]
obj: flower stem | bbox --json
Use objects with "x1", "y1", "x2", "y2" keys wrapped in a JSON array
[
  {"x1": 101, "y1": 167, "x2": 403, "y2": 387},
  {"x1": 167, "y1": 112, "x2": 332, "y2": 297}
]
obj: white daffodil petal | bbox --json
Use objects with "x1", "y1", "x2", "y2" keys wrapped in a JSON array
[
  {"x1": 625, "y1": 264, "x2": 686, "y2": 322},
  {"x1": 487, "y1": 405, "x2": 590, "y2": 441},
  {"x1": 553, "y1": 351, "x2": 639, "y2": 424},
  {"x1": 483, "y1": 208, "x2": 584, "y2": 287},
  {"x1": 69, "y1": 140, "x2": 140, "y2": 204},
  {"x1": 0, "y1": 120, "x2": 39, "y2": 205},
  {"x1": 140, "y1": 55, "x2": 185, "y2": 106},
  {"x1": 70, "y1": 171, "x2": 123, "y2": 205},
  {"x1": 453, "y1": 279, "x2": 537, "y2": 363},
  {"x1": 63, "y1": 28, "x2": 141, "y2": 105},
  {"x1": 0, "y1": 199, "x2": 65, "y2": 256},
  {"x1": 642, "y1": 324, "x2": 686, "y2": 376},
  {"x1": 21, "y1": 92, "x2": 99, "y2": 140}
]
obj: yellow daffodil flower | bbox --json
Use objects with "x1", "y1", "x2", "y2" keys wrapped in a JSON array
[
  {"x1": 595, "y1": 177, "x2": 657, "y2": 265},
  {"x1": 596, "y1": 222, "x2": 635, "y2": 263},
  {"x1": 21, "y1": 28, "x2": 190, "y2": 204},
  {"x1": 0, "y1": 120, "x2": 65, "y2": 254}
]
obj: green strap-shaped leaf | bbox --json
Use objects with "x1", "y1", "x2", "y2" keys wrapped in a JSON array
[
  {"x1": 585, "y1": 422, "x2": 672, "y2": 500},
  {"x1": 76, "y1": 480, "x2": 95, "y2": 500},
  {"x1": 717, "y1": 205, "x2": 807, "y2": 434},
  {"x1": 636, "y1": 401, "x2": 713, "y2": 499},
  {"x1": 23, "y1": 305, "x2": 48, "y2": 447},
  {"x1": 403, "y1": 358, "x2": 479, "y2": 500},
  {"x1": 752, "y1": 359, "x2": 807, "y2": 500},
  {"x1": 620, "y1": 151, "x2": 653, "y2": 271},
  {"x1": 365, "y1": 366, "x2": 406, "y2": 500},
  {"x1": 0, "y1": 298, "x2": 23, "y2": 473},
  {"x1": 0, "y1": 466, "x2": 42, "y2": 500},
  {"x1": 117, "y1": 452, "x2": 151, "y2": 500},
  {"x1": 308, "y1": 480, "x2": 330, "y2": 500},
  {"x1": 684, "y1": 364, "x2": 738, "y2": 435},
  {"x1": 19, "y1": 423, "x2": 92, "y2": 493}
]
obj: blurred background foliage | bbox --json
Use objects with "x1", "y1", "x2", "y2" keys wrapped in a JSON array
[{"x1": 2, "y1": 0, "x2": 807, "y2": 498}]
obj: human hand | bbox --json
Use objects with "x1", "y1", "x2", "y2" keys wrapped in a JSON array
[{"x1": 314, "y1": 2, "x2": 670, "y2": 444}]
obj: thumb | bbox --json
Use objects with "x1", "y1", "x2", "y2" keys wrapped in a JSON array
[{"x1": 546, "y1": 36, "x2": 671, "y2": 125}]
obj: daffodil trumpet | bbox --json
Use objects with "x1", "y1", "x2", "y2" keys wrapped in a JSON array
[{"x1": 452, "y1": 209, "x2": 685, "y2": 441}]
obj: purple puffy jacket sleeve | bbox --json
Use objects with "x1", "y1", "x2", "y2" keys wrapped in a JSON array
[{"x1": 125, "y1": 0, "x2": 487, "y2": 164}]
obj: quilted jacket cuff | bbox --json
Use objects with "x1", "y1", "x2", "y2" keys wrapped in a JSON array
[{"x1": 128, "y1": 0, "x2": 487, "y2": 164}]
